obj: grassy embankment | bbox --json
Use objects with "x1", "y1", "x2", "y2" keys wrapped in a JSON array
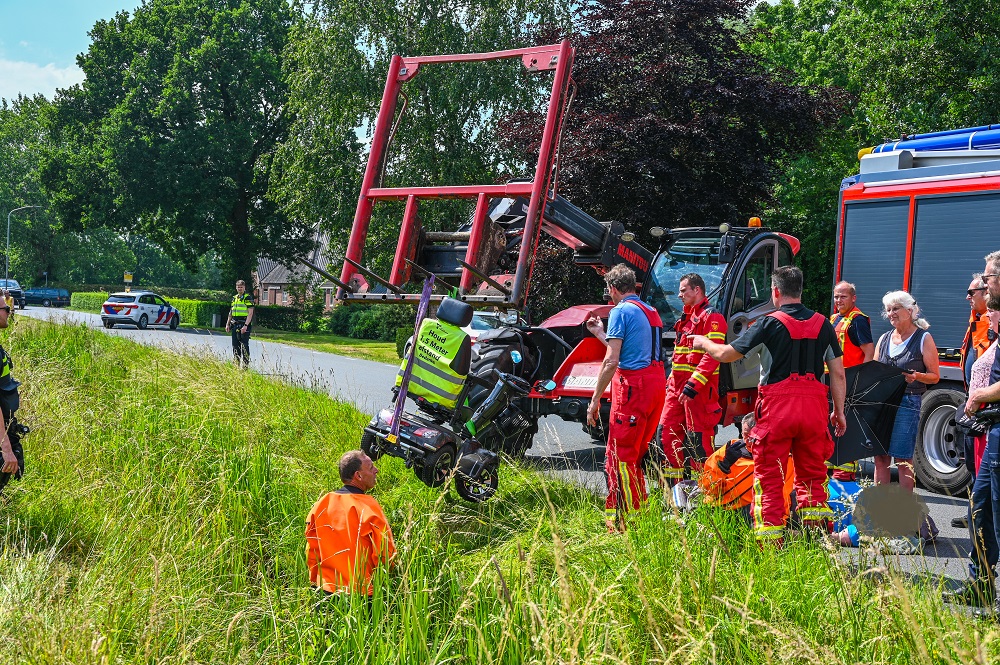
[{"x1": 0, "y1": 318, "x2": 994, "y2": 663}]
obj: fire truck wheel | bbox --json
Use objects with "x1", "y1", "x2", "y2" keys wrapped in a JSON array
[
  {"x1": 418, "y1": 444, "x2": 456, "y2": 488},
  {"x1": 914, "y1": 389, "x2": 972, "y2": 495},
  {"x1": 360, "y1": 430, "x2": 384, "y2": 461}
]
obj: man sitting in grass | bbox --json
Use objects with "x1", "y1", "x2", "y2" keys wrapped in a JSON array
[{"x1": 305, "y1": 450, "x2": 396, "y2": 596}]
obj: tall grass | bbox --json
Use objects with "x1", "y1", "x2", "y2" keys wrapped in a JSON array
[{"x1": 0, "y1": 319, "x2": 994, "y2": 664}]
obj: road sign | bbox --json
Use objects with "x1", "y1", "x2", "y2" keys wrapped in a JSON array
[{"x1": 124, "y1": 272, "x2": 133, "y2": 283}]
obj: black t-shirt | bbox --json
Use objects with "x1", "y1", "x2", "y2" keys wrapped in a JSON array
[
  {"x1": 842, "y1": 314, "x2": 873, "y2": 346},
  {"x1": 731, "y1": 304, "x2": 843, "y2": 384}
]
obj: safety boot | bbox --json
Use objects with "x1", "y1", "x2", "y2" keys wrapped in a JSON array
[{"x1": 943, "y1": 578, "x2": 997, "y2": 608}]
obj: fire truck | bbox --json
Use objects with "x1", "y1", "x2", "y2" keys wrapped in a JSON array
[
  {"x1": 837, "y1": 125, "x2": 1000, "y2": 494},
  {"x1": 324, "y1": 41, "x2": 799, "y2": 475}
]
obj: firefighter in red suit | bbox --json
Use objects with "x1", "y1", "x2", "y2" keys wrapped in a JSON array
[
  {"x1": 658, "y1": 273, "x2": 728, "y2": 485},
  {"x1": 587, "y1": 264, "x2": 666, "y2": 532},
  {"x1": 693, "y1": 266, "x2": 847, "y2": 545}
]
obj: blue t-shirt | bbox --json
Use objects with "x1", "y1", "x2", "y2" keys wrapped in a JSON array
[{"x1": 606, "y1": 295, "x2": 657, "y2": 370}]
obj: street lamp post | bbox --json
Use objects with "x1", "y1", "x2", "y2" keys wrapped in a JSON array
[{"x1": 6, "y1": 205, "x2": 41, "y2": 282}]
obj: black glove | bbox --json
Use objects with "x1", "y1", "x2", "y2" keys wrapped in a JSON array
[
  {"x1": 717, "y1": 440, "x2": 744, "y2": 474},
  {"x1": 682, "y1": 381, "x2": 699, "y2": 400}
]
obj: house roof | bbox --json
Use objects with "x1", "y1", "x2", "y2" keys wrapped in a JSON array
[{"x1": 258, "y1": 229, "x2": 335, "y2": 289}]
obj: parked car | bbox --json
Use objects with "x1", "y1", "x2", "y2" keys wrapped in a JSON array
[
  {"x1": 0, "y1": 280, "x2": 25, "y2": 309},
  {"x1": 101, "y1": 291, "x2": 181, "y2": 330},
  {"x1": 23, "y1": 287, "x2": 70, "y2": 307}
]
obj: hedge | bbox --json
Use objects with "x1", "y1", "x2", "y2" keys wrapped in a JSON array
[
  {"x1": 60, "y1": 283, "x2": 230, "y2": 302},
  {"x1": 169, "y1": 299, "x2": 229, "y2": 327},
  {"x1": 70, "y1": 292, "x2": 109, "y2": 311},
  {"x1": 252, "y1": 305, "x2": 302, "y2": 332}
]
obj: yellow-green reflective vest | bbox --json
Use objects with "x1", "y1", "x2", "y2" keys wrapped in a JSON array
[
  {"x1": 396, "y1": 318, "x2": 468, "y2": 409},
  {"x1": 231, "y1": 293, "x2": 253, "y2": 318}
]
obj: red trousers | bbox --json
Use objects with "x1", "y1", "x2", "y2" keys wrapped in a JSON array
[
  {"x1": 750, "y1": 375, "x2": 835, "y2": 541},
  {"x1": 605, "y1": 363, "x2": 666, "y2": 522},
  {"x1": 659, "y1": 377, "x2": 721, "y2": 480}
]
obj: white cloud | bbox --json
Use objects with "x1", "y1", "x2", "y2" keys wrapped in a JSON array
[{"x1": 0, "y1": 58, "x2": 84, "y2": 102}]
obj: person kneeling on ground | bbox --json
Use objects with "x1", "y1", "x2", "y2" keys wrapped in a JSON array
[
  {"x1": 305, "y1": 450, "x2": 396, "y2": 596},
  {"x1": 699, "y1": 412, "x2": 794, "y2": 521}
]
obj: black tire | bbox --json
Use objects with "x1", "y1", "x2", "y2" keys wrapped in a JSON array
[
  {"x1": 360, "y1": 430, "x2": 384, "y2": 461},
  {"x1": 17, "y1": 303, "x2": 23, "y2": 310},
  {"x1": 169, "y1": 314, "x2": 179, "y2": 331},
  {"x1": 137, "y1": 313, "x2": 148, "y2": 330},
  {"x1": 456, "y1": 464, "x2": 499, "y2": 503},
  {"x1": 103, "y1": 320, "x2": 113, "y2": 329},
  {"x1": 42, "y1": 299, "x2": 51, "y2": 307},
  {"x1": 914, "y1": 388, "x2": 972, "y2": 495},
  {"x1": 418, "y1": 444, "x2": 456, "y2": 488},
  {"x1": 466, "y1": 335, "x2": 539, "y2": 457}
]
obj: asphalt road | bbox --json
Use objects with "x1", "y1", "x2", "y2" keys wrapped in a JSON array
[{"x1": 16, "y1": 305, "x2": 976, "y2": 590}]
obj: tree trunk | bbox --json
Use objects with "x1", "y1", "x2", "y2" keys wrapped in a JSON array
[{"x1": 226, "y1": 195, "x2": 256, "y2": 290}]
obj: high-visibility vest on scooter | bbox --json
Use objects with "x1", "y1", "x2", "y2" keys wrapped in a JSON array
[{"x1": 396, "y1": 318, "x2": 469, "y2": 410}]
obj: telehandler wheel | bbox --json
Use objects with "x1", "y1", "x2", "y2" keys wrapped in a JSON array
[{"x1": 418, "y1": 443, "x2": 456, "y2": 488}]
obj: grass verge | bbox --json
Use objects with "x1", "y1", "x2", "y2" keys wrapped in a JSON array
[
  {"x1": 251, "y1": 329, "x2": 398, "y2": 364},
  {"x1": 0, "y1": 318, "x2": 994, "y2": 663}
]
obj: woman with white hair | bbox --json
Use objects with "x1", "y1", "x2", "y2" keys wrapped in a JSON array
[{"x1": 873, "y1": 290, "x2": 940, "y2": 491}]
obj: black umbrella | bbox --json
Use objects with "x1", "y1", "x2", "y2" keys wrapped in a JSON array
[{"x1": 829, "y1": 360, "x2": 907, "y2": 465}]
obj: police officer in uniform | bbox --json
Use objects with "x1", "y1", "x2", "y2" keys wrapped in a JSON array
[
  {"x1": 226, "y1": 279, "x2": 255, "y2": 369},
  {"x1": 0, "y1": 301, "x2": 24, "y2": 493}
]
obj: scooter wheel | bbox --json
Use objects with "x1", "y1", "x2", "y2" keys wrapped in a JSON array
[
  {"x1": 418, "y1": 444, "x2": 456, "y2": 488},
  {"x1": 360, "y1": 430, "x2": 384, "y2": 461},
  {"x1": 456, "y1": 465, "x2": 499, "y2": 503}
]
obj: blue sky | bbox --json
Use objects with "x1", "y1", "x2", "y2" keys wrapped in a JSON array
[{"x1": 0, "y1": 0, "x2": 140, "y2": 101}]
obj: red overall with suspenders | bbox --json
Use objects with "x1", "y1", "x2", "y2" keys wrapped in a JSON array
[
  {"x1": 605, "y1": 299, "x2": 667, "y2": 525},
  {"x1": 749, "y1": 310, "x2": 836, "y2": 542}
]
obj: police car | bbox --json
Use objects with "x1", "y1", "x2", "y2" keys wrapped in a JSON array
[{"x1": 101, "y1": 291, "x2": 181, "y2": 330}]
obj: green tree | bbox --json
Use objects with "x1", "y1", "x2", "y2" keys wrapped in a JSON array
[
  {"x1": 275, "y1": 0, "x2": 571, "y2": 276},
  {"x1": 42, "y1": 0, "x2": 313, "y2": 286},
  {"x1": 749, "y1": 0, "x2": 1000, "y2": 308},
  {"x1": 0, "y1": 94, "x2": 61, "y2": 285}
]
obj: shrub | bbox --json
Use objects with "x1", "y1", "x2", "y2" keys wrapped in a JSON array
[
  {"x1": 326, "y1": 303, "x2": 354, "y2": 336},
  {"x1": 169, "y1": 299, "x2": 229, "y2": 327},
  {"x1": 253, "y1": 305, "x2": 302, "y2": 332},
  {"x1": 396, "y1": 327, "x2": 411, "y2": 358},
  {"x1": 70, "y1": 292, "x2": 109, "y2": 311},
  {"x1": 346, "y1": 304, "x2": 417, "y2": 342}
]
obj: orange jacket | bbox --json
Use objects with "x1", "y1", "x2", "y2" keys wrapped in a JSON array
[
  {"x1": 670, "y1": 298, "x2": 727, "y2": 390},
  {"x1": 700, "y1": 440, "x2": 795, "y2": 510},
  {"x1": 305, "y1": 488, "x2": 396, "y2": 595},
  {"x1": 831, "y1": 307, "x2": 870, "y2": 368},
  {"x1": 961, "y1": 310, "x2": 992, "y2": 378}
]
